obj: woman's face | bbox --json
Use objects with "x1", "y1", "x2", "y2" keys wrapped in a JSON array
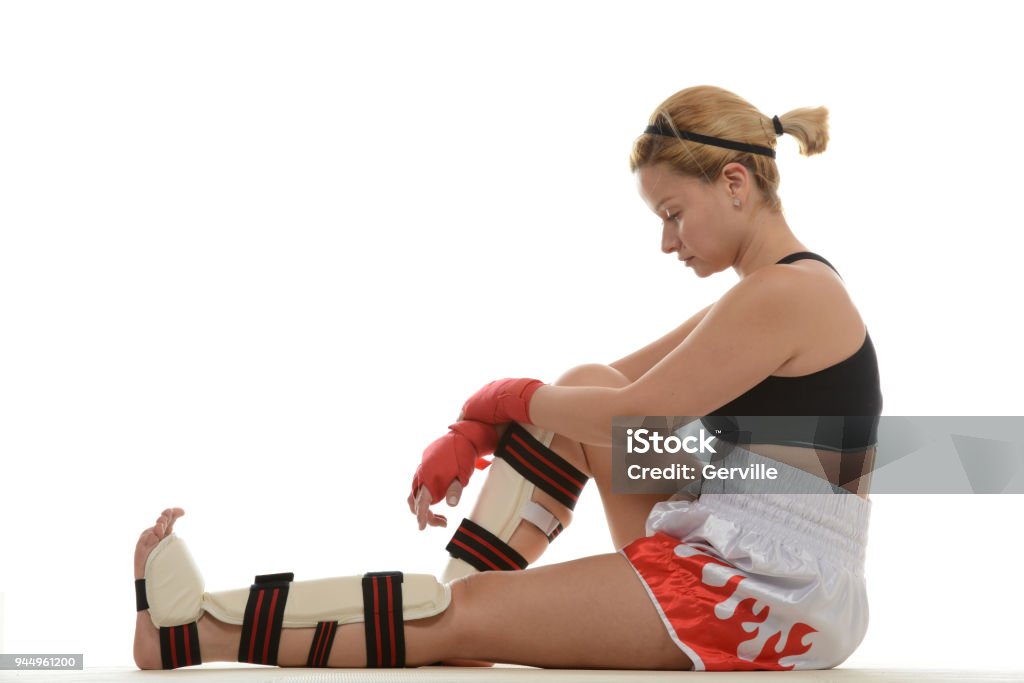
[{"x1": 636, "y1": 162, "x2": 737, "y2": 278}]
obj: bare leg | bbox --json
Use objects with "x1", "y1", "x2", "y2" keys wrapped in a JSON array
[
  {"x1": 433, "y1": 358, "x2": 686, "y2": 665},
  {"x1": 447, "y1": 554, "x2": 692, "y2": 669},
  {"x1": 544, "y1": 364, "x2": 672, "y2": 550},
  {"x1": 432, "y1": 364, "x2": 670, "y2": 668},
  {"x1": 469, "y1": 363, "x2": 673, "y2": 565},
  {"x1": 134, "y1": 366, "x2": 679, "y2": 669},
  {"x1": 134, "y1": 509, "x2": 691, "y2": 670}
]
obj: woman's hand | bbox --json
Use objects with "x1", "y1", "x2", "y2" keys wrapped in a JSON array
[{"x1": 408, "y1": 420, "x2": 498, "y2": 530}]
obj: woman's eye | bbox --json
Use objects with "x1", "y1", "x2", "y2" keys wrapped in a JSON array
[{"x1": 666, "y1": 212, "x2": 680, "y2": 223}]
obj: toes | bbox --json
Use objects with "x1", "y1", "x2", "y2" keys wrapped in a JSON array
[
  {"x1": 136, "y1": 510, "x2": 184, "y2": 579},
  {"x1": 151, "y1": 508, "x2": 185, "y2": 539},
  {"x1": 137, "y1": 524, "x2": 163, "y2": 547},
  {"x1": 164, "y1": 508, "x2": 184, "y2": 534}
]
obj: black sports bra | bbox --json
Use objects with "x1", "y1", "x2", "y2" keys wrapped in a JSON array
[{"x1": 701, "y1": 252, "x2": 883, "y2": 452}]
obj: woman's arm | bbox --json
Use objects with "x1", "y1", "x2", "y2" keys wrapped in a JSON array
[
  {"x1": 530, "y1": 270, "x2": 804, "y2": 447},
  {"x1": 608, "y1": 303, "x2": 714, "y2": 382},
  {"x1": 528, "y1": 384, "x2": 626, "y2": 447}
]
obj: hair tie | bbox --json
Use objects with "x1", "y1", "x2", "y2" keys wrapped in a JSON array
[{"x1": 772, "y1": 115, "x2": 784, "y2": 137}]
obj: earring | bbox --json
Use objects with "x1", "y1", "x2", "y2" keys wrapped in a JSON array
[{"x1": 732, "y1": 198, "x2": 741, "y2": 208}]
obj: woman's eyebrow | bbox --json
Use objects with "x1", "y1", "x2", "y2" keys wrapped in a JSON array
[{"x1": 655, "y1": 197, "x2": 672, "y2": 214}]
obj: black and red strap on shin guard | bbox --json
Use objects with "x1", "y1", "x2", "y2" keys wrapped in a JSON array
[
  {"x1": 306, "y1": 620, "x2": 338, "y2": 668},
  {"x1": 311, "y1": 572, "x2": 409, "y2": 668},
  {"x1": 135, "y1": 578, "x2": 203, "y2": 669},
  {"x1": 238, "y1": 572, "x2": 293, "y2": 666},
  {"x1": 159, "y1": 623, "x2": 202, "y2": 669},
  {"x1": 362, "y1": 571, "x2": 406, "y2": 668},
  {"x1": 446, "y1": 518, "x2": 529, "y2": 572},
  {"x1": 495, "y1": 422, "x2": 589, "y2": 509}
]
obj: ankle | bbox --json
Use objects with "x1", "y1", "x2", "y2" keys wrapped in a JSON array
[{"x1": 197, "y1": 614, "x2": 239, "y2": 662}]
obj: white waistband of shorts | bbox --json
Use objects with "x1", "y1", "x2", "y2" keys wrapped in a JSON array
[
  {"x1": 695, "y1": 445, "x2": 870, "y2": 563},
  {"x1": 698, "y1": 491, "x2": 869, "y2": 564}
]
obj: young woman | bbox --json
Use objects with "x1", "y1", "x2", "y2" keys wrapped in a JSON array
[{"x1": 133, "y1": 85, "x2": 881, "y2": 672}]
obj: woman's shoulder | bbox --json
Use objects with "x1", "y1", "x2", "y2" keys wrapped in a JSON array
[
  {"x1": 726, "y1": 258, "x2": 854, "y2": 316},
  {"x1": 726, "y1": 259, "x2": 867, "y2": 374}
]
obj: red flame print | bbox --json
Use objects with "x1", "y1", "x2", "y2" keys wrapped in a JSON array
[{"x1": 625, "y1": 533, "x2": 817, "y2": 671}]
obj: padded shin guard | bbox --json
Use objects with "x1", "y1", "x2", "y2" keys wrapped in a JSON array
[
  {"x1": 136, "y1": 534, "x2": 450, "y2": 669},
  {"x1": 442, "y1": 421, "x2": 589, "y2": 582}
]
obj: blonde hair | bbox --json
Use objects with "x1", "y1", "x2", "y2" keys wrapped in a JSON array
[{"x1": 629, "y1": 85, "x2": 829, "y2": 212}]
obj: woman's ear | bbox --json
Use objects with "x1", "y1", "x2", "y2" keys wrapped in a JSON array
[{"x1": 720, "y1": 162, "x2": 751, "y2": 202}]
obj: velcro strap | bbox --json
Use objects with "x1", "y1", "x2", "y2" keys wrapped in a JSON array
[
  {"x1": 362, "y1": 572, "x2": 405, "y2": 668},
  {"x1": 446, "y1": 518, "x2": 529, "y2": 572},
  {"x1": 159, "y1": 622, "x2": 202, "y2": 669},
  {"x1": 306, "y1": 621, "x2": 338, "y2": 668},
  {"x1": 495, "y1": 422, "x2": 588, "y2": 509},
  {"x1": 520, "y1": 500, "x2": 564, "y2": 541},
  {"x1": 238, "y1": 572, "x2": 293, "y2": 665},
  {"x1": 135, "y1": 579, "x2": 149, "y2": 611}
]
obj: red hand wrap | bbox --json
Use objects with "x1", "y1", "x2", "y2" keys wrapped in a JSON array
[
  {"x1": 411, "y1": 420, "x2": 498, "y2": 505},
  {"x1": 461, "y1": 377, "x2": 544, "y2": 425}
]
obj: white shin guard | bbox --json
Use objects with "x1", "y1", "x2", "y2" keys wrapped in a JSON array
[
  {"x1": 442, "y1": 422, "x2": 589, "y2": 582},
  {"x1": 136, "y1": 534, "x2": 451, "y2": 669}
]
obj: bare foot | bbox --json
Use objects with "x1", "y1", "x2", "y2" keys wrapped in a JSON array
[{"x1": 133, "y1": 508, "x2": 185, "y2": 670}]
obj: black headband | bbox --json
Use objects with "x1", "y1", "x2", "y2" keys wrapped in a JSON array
[{"x1": 644, "y1": 120, "x2": 778, "y2": 159}]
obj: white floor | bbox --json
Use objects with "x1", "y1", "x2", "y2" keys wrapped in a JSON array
[{"x1": 3, "y1": 664, "x2": 1024, "y2": 683}]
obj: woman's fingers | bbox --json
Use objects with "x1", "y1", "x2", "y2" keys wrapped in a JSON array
[
  {"x1": 416, "y1": 486, "x2": 434, "y2": 530},
  {"x1": 445, "y1": 479, "x2": 463, "y2": 506},
  {"x1": 411, "y1": 485, "x2": 454, "y2": 530}
]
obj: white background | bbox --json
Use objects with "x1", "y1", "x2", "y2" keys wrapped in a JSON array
[{"x1": 1, "y1": 0, "x2": 1022, "y2": 672}]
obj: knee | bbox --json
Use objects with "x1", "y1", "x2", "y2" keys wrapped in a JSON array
[{"x1": 553, "y1": 363, "x2": 630, "y2": 389}]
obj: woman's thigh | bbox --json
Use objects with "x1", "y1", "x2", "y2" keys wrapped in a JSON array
[
  {"x1": 581, "y1": 436, "x2": 676, "y2": 549},
  {"x1": 440, "y1": 552, "x2": 693, "y2": 670}
]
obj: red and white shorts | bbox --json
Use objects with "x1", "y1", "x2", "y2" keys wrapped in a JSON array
[{"x1": 621, "y1": 455, "x2": 870, "y2": 671}]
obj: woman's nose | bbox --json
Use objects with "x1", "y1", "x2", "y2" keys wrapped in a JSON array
[{"x1": 662, "y1": 225, "x2": 679, "y2": 254}]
